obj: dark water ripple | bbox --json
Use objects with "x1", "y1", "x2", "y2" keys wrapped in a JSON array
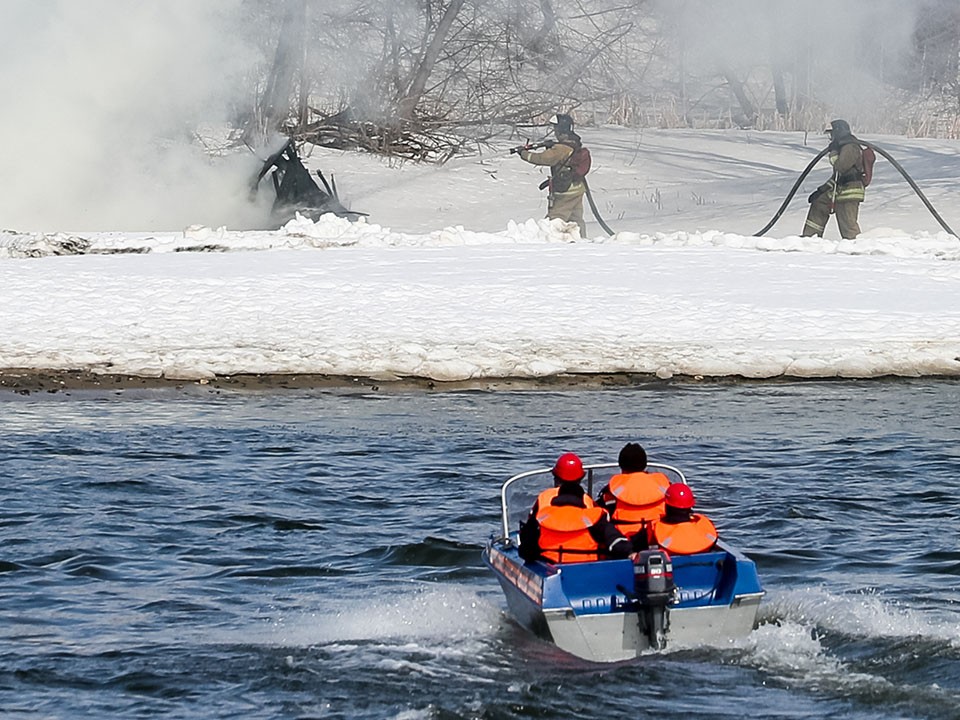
[{"x1": 0, "y1": 380, "x2": 959, "y2": 718}]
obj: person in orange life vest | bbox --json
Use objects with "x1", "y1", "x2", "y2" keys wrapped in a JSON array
[
  {"x1": 518, "y1": 452, "x2": 632, "y2": 563},
  {"x1": 596, "y1": 442, "x2": 670, "y2": 547},
  {"x1": 648, "y1": 483, "x2": 719, "y2": 555}
]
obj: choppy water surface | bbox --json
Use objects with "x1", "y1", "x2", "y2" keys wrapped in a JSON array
[{"x1": 1, "y1": 380, "x2": 959, "y2": 719}]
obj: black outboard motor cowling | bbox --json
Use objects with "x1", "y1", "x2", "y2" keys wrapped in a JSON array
[
  {"x1": 633, "y1": 549, "x2": 676, "y2": 649},
  {"x1": 634, "y1": 548, "x2": 675, "y2": 603}
]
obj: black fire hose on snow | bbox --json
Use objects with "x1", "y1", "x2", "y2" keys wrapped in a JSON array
[
  {"x1": 754, "y1": 140, "x2": 957, "y2": 238},
  {"x1": 584, "y1": 178, "x2": 616, "y2": 236}
]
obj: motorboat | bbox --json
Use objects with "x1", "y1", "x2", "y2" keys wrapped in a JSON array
[{"x1": 482, "y1": 462, "x2": 764, "y2": 663}]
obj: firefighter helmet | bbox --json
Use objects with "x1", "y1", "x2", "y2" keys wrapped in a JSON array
[{"x1": 549, "y1": 113, "x2": 574, "y2": 135}]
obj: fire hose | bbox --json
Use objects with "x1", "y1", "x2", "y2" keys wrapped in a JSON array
[
  {"x1": 585, "y1": 178, "x2": 616, "y2": 236},
  {"x1": 754, "y1": 140, "x2": 957, "y2": 238}
]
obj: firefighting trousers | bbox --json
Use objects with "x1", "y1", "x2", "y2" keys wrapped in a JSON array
[
  {"x1": 548, "y1": 187, "x2": 587, "y2": 237},
  {"x1": 802, "y1": 194, "x2": 861, "y2": 239}
]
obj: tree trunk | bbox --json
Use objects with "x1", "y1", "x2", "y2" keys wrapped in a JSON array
[
  {"x1": 397, "y1": 0, "x2": 466, "y2": 121},
  {"x1": 526, "y1": 0, "x2": 557, "y2": 58},
  {"x1": 772, "y1": 65, "x2": 788, "y2": 116},
  {"x1": 792, "y1": 44, "x2": 810, "y2": 116},
  {"x1": 720, "y1": 65, "x2": 757, "y2": 126},
  {"x1": 253, "y1": 0, "x2": 307, "y2": 142}
]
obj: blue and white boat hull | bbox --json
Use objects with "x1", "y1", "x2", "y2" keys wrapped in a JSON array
[
  {"x1": 483, "y1": 462, "x2": 764, "y2": 663},
  {"x1": 484, "y1": 539, "x2": 763, "y2": 662}
]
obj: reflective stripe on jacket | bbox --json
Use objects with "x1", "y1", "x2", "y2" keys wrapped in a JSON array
[
  {"x1": 827, "y1": 144, "x2": 865, "y2": 202},
  {"x1": 651, "y1": 514, "x2": 718, "y2": 555},
  {"x1": 608, "y1": 472, "x2": 670, "y2": 534},
  {"x1": 536, "y1": 503, "x2": 606, "y2": 563}
]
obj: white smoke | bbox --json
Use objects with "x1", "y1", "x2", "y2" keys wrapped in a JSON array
[
  {"x1": 652, "y1": 0, "x2": 925, "y2": 130},
  {"x1": 0, "y1": 0, "x2": 270, "y2": 232}
]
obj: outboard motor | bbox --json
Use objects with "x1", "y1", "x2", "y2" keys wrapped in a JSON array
[{"x1": 633, "y1": 549, "x2": 676, "y2": 650}]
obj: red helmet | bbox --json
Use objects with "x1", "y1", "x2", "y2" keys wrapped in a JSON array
[
  {"x1": 552, "y1": 452, "x2": 585, "y2": 482},
  {"x1": 665, "y1": 483, "x2": 695, "y2": 509}
]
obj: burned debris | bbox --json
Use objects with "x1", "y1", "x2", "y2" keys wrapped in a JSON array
[{"x1": 250, "y1": 139, "x2": 366, "y2": 228}]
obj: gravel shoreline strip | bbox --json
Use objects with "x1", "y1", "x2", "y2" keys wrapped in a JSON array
[
  {"x1": 0, "y1": 369, "x2": 728, "y2": 395},
  {"x1": 2, "y1": 369, "x2": 942, "y2": 396}
]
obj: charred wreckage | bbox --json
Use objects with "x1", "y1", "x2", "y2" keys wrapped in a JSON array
[{"x1": 250, "y1": 139, "x2": 366, "y2": 228}]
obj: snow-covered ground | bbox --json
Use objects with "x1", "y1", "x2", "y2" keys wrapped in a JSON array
[{"x1": 2, "y1": 127, "x2": 959, "y2": 382}]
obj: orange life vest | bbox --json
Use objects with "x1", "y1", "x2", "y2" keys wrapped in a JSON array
[
  {"x1": 535, "y1": 486, "x2": 596, "y2": 509},
  {"x1": 607, "y1": 471, "x2": 670, "y2": 534},
  {"x1": 651, "y1": 514, "x2": 718, "y2": 555},
  {"x1": 536, "y1": 496, "x2": 605, "y2": 563}
]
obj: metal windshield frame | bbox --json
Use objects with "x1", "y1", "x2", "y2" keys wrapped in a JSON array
[{"x1": 498, "y1": 462, "x2": 687, "y2": 538}]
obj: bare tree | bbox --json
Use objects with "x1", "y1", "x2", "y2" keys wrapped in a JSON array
[
  {"x1": 233, "y1": 0, "x2": 960, "y2": 146},
  {"x1": 245, "y1": 0, "x2": 306, "y2": 145},
  {"x1": 396, "y1": 0, "x2": 467, "y2": 120}
]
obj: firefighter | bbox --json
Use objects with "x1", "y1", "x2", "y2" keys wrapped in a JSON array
[
  {"x1": 516, "y1": 113, "x2": 589, "y2": 237},
  {"x1": 802, "y1": 119, "x2": 865, "y2": 239}
]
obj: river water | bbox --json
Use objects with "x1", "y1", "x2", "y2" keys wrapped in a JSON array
[{"x1": 1, "y1": 380, "x2": 958, "y2": 719}]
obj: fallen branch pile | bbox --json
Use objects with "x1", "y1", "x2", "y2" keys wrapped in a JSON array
[{"x1": 288, "y1": 110, "x2": 467, "y2": 164}]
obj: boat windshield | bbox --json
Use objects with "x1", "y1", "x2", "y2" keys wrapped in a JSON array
[{"x1": 498, "y1": 462, "x2": 687, "y2": 540}]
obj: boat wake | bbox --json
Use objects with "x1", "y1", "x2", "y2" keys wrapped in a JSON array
[
  {"x1": 760, "y1": 586, "x2": 960, "y2": 645},
  {"x1": 730, "y1": 587, "x2": 960, "y2": 714},
  {"x1": 234, "y1": 584, "x2": 501, "y2": 649}
]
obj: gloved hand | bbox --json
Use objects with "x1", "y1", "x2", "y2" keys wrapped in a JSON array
[{"x1": 807, "y1": 184, "x2": 829, "y2": 203}]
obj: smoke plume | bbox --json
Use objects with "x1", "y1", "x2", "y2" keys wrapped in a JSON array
[{"x1": 0, "y1": 0, "x2": 269, "y2": 232}]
